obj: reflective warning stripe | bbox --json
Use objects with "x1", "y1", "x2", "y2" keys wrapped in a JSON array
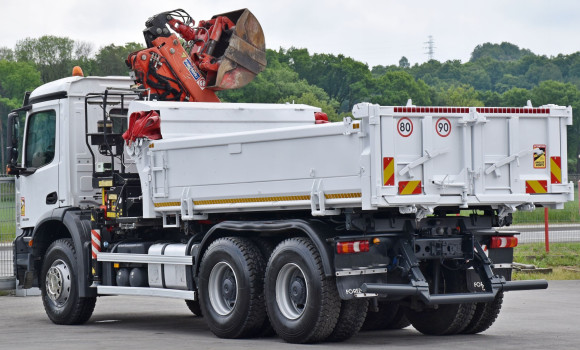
[
  {"x1": 550, "y1": 157, "x2": 562, "y2": 184},
  {"x1": 194, "y1": 196, "x2": 310, "y2": 205},
  {"x1": 398, "y1": 181, "x2": 422, "y2": 195},
  {"x1": 154, "y1": 201, "x2": 181, "y2": 207},
  {"x1": 153, "y1": 193, "x2": 363, "y2": 207},
  {"x1": 91, "y1": 229, "x2": 101, "y2": 259},
  {"x1": 383, "y1": 157, "x2": 395, "y2": 186},
  {"x1": 525, "y1": 180, "x2": 548, "y2": 194},
  {"x1": 325, "y1": 193, "x2": 362, "y2": 199}
]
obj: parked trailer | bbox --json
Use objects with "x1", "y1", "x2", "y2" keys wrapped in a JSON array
[{"x1": 8, "y1": 76, "x2": 572, "y2": 343}]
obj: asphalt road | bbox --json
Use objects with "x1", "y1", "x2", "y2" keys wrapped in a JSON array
[{"x1": 0, "y1": 280, "x2": 578, "y2": 350}]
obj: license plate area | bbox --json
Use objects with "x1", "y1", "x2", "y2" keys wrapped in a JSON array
[{"x1": 414, "y1": 236, "x2": 474, "y2": 259}]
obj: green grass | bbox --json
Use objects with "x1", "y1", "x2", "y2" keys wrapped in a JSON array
[
  {"x1": 512, "y1": 188, "x2": 579, "y2": 224},
  {"x1": 512, "y1": 242, "x2": 580, "y2": 280},
  {"x1": 0, "y1": 198, "x2": 16, "y2": 243},
  {"x1": 514, "y1": 242, "x2": 580, "y2": 267}
]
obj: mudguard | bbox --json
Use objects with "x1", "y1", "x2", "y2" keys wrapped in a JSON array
[{"x1": 29, "y1": 208, "x2": 95, "y2": 297}]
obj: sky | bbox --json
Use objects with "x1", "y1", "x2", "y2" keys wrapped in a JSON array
[{"x1": 1, "y1": 0, "x2": 579, "y2": 68}]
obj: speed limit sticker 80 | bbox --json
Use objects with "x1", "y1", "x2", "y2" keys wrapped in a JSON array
[
  {"x1": 435, "y1": 117, "x2": 451, "y2": 137},
  {"x1": 397, "y1": 117, "x2": 413, "y2": 137}
]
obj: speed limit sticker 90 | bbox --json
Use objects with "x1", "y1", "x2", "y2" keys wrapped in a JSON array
[
  {"x1": 397, "y1": 118, "x2": 413, "y2": 137},
  {"x1": 435, "y1": 117, "x2": 451, "y2": 137}
]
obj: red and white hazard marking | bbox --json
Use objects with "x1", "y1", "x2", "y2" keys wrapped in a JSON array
[{"x1": 91, "y1": 229, "x2": 101, "y2": 259}]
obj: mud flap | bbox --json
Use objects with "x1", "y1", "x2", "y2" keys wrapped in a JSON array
[
  {"x1": 336, "y1": 273, "x2": 388, "y2": 299},
  {"x1": 467, "y1": 268, "x2": 512, "y2": 292}
]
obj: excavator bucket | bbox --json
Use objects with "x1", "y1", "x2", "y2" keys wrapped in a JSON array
[{"x1": 209, "y1": 8, "x2": 266, "y2": 90}]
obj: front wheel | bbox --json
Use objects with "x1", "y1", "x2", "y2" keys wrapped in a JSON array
[
  {"x1": 41, "y1": 239, "x2": 96, "y2": 325},
  {"x1": 265, "y1": 237, "x2": 341, "y2": 343}
]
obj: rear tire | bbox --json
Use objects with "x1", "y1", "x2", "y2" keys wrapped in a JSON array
[
  {"x1": 250, "y1": 237, "x2": 276, "y2": 337},
  {"x1": 405, "y1": 267, "x2": 476, "y2": 335},
  {"x1": 198, "y1": 237, "x2": 267, "y2": 338},
  {"x1": 326, "y1": 299, "x2": 368, "y2": 342},
  {"x1": 265, "y1": 237, "x2": 341, "y2": 343},
  {"x1": 461, "y1": 291, "x2": 503, "y2": 334},
  {"x1": 41, "y1": 239, "x2": 96, "y2": 325},
  {"x1": 362, "y1": 301, "x2": 410, "y2": 331}
]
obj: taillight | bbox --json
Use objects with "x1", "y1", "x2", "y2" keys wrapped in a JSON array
[
  {"x1": 336, "y1": 240, "x2": 370, "y2": 254},
  {"x1": 490, "y1": 236, "x2": 518, "y2": 249}
]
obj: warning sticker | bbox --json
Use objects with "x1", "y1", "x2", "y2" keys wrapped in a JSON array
[
  {"x1": 21, "y1": 197, "x2": 25, "y2": 216},
  {"x1": 184, "y1": 58, "x2": 201, "y2": 80},
  {"x1": 183, "y1": 58, "x2": 207, "y2": 90},
  {"x1": 533, "y1": 144, "x2": 546, "y2": 169}
]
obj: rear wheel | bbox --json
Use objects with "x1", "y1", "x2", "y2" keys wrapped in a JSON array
[
  {"x1": 250, "y1": 237, "x2": 276, "y2": 337},
  {"x1": 41, "y1": 239, "x2": 96, "y2": 325},
  {"x1": 198, "y1": 237, "x2": 267, "y2": 338},
  {"x1": 362, "y1": 301, "x2": 410, "y2": 331},
  {"x1": 326, "y1": 299, "x2": 369, "y2": 342},
  {"x1": 405, "y1": 266, "x2": 476, "y2": 335},
  {"x1": 265, "y1": 237, "x2": 340, "y2": 343},
  {"x1": 461, "y1": 291, "x2": 503, "y2": 334}
]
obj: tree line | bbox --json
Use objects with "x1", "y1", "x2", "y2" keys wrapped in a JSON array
[{"x1": 1, "y1": 37, "x2": 580, "y2": 171}]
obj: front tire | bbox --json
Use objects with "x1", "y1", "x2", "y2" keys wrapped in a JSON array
[
  {"x1": 41, "y1": 239, "x2": 96, "y2": 325},
  {"x1": 198, "y1": 237, "x2": 267, "y2": 338},
  {"x1": 265, "y1": 237, "x2": 341, "y2": 343}
]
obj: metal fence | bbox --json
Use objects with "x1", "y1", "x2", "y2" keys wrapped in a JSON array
[
  {"x1": 0, "y1": 176, "x2": 15, "y2": 279},
  {"x1": 500, "y1": 223, "x2": 580, "y2": 244}
]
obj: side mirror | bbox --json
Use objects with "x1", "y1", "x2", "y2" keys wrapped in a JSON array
[{"x1": 6, "y1": 112, "x2": 21, "y2": 175}]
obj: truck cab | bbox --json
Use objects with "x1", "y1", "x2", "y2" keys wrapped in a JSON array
[{"x1": 8, "y1": 76, "x2": 135, "y2": 228}]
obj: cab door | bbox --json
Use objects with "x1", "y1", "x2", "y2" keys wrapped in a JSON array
[{"x1": 18, "y1": 102, "x2": 60, "y2": 228}]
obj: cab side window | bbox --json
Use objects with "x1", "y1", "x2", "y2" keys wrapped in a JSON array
[{"x1": 24, "y1": 110, "x2": 56, "y2": 168}]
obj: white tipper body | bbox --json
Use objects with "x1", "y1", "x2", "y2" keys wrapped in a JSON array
[
  {"x1": 16, "y1": 76, "x2": 574, "y2": 228},
  {"x1": 126, "y1": 100, "x2": 574, "y2": 223}
]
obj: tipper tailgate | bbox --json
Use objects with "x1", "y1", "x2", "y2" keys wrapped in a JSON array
[{"x1": 354, "y1": 103, "x2": 574, "y2": 211}]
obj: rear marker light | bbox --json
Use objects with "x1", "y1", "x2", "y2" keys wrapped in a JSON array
[
  {"x1": 337, "y1": 240, "x2": 370, "y2": 254},
  {"x1": 490, "y1": 236, "x2": 518, "y2": 249}
]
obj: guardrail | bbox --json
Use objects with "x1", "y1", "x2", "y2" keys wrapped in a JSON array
[{"x1": 0, "y1": 176, "x2": 16, "y2": 289}]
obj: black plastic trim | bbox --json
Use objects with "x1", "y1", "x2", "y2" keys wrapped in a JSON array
[
  {"x1": 27, "y1": 91, "x2": 67, "y2": 106},
  {"x1": 193, "y1": 219, "x2": 335, "y2": 278}
]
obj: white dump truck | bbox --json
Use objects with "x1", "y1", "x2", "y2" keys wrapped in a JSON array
[
  {"x1": 7, "y1": 7, "x2": 574, "y2": 345},
  {"x1": 7, "y1": 75, "x2": 573, "y2": 343}
]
